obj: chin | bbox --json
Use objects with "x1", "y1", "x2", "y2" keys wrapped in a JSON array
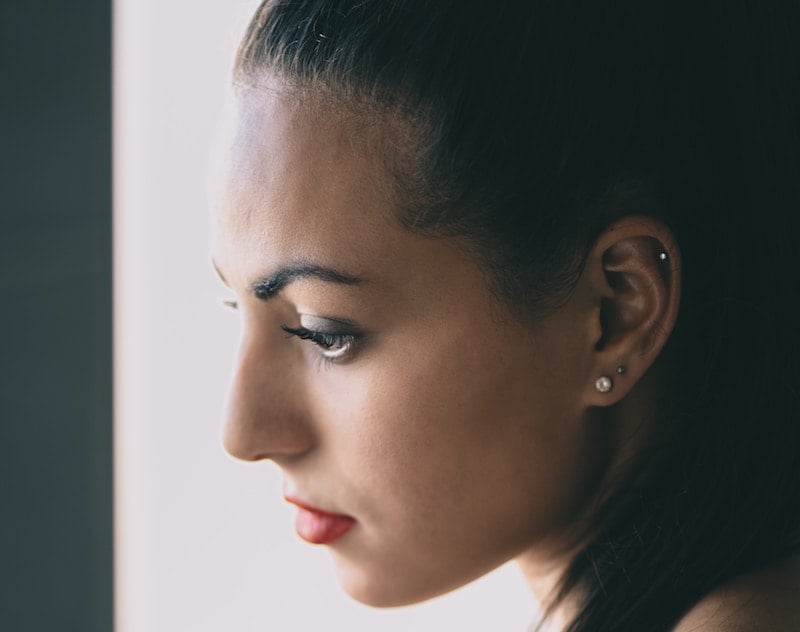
[
  {"x1": 336, "y1": 568, "x2": 430, "y2": 608},
  {"x1": 331, "y1": 553, "x2": 476, "y2": 608}
]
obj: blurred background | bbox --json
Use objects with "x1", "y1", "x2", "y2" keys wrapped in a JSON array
[
  {"x1": 2, "y1": 1, "x2": 534, "y2": 630},
  {"x1": 1, "y1": 1, "x2": 113, "y2": 631}
]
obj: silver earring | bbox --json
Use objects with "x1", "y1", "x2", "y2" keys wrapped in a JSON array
[
  {"x1": 616, "y1": 365, "x2": 626, "y2": 374},
  {"x1": 595, "y1": 376, "x2": 613, "y2": 393},
  {"x1": 658, "y1": 251, "x2": 668, "y2": 261}
]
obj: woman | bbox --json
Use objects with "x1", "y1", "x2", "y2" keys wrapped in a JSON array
[{"x1": 209, "y1": 1, "x2": 800, "y2": 629}]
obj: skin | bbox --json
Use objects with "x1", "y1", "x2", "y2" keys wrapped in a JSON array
[
  {"x1": 208, "y1": 82, "x2": 684, "y2": 615},
  {"x1": 673, "y1": 558, "x2": 800, "y2": 632}
]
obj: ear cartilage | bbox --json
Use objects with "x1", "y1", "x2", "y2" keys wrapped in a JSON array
[
  {"x1": 595, "y1": 376, "x2": 613, "y2": 393},
  {"x1": 658, "y1": 251, "x2": 668, "y2": 261}
]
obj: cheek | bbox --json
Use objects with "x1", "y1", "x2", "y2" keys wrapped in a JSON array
[
  {"x1": 314, "y1": 324, "x2": 583, "y2": 533},
  {"x1": 302, "y1": 304, "x2": 608, "y2": 592},
  {"x1": 311, "y1": 334, "x2": 599, "y2": 607}
]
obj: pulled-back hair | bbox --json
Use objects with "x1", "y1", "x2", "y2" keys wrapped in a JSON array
[{"x1": 234, "y1": 1, "x2": 800, "y2": 629}]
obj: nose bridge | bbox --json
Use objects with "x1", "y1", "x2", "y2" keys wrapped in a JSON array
[{"x1": 222, "y1": 324, "x2": 314, "y2": 462}]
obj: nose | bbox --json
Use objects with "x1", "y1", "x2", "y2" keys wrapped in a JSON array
[{"x1": 221, "y1": 327, "x2": 315, "y2": 462}]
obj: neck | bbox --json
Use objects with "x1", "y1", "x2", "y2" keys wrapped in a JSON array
[
  {"x1": 516, "y1": 370, "x2": 666, "y2": 630},
  {"x1": 516, "y1": 550, "x2": 579, "y2": 631}
]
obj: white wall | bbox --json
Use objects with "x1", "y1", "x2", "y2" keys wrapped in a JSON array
[{"x1": 113, "y1": 1, "x2": 536, "y2": 630}]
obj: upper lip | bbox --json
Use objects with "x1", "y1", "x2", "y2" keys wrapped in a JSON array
[{"x1": 283, "y1": 494, "x2": 353, "y2": 519}]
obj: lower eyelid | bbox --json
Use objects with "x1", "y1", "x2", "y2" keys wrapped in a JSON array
[{"x1": 321, "y1": 338, "x2": 354, "y2": 359}]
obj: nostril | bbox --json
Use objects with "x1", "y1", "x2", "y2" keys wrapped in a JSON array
[
  {"x1": 221, "y1": 388, "x2": 316, "y2": 462},
  {"x1": 222, "y1": 421, "x2": 315, "y2": 463}
]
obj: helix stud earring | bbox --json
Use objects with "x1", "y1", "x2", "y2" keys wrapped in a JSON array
[
  {"x1": 595, "y1": 376, "x2": 613, "y2": 393},
  {"x1": 658, "y1": 251, "x2": 668, "y2": 261},
  {"x1": 616, "y1": 365, "x2": 626, "y2": 375}
]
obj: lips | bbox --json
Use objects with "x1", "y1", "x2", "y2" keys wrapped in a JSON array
[{"x1": 284, "y1": 496, "x2": 356, "y2": 545}]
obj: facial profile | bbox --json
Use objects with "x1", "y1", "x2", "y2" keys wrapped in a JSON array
[
  {"x1": 210, "y1": 86, "x2": 624, "y2": 607},
  {"x1": 207, "y1": 1, "x2": 800, "y2": 629}
]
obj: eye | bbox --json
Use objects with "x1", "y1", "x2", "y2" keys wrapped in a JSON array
[{"x1": 281, "y1": 325, "x2": 358, "y2": 361}]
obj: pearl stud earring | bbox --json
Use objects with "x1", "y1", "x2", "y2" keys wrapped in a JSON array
[{"x1": 595, "y1": 376, "x2": 613, "y2": 393}]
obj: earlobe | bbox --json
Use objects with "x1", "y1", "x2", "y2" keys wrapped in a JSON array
[{"x1": 583, "y1": 216, "x2": 681, "y2": 405}]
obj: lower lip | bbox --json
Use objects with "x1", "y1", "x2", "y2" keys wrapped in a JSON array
[{"x1": 289, "y1": 502, "x2": 356, "y2": 545}]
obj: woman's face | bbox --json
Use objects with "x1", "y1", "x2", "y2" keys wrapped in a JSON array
[{"x1": 209, "y1": 86, "x2": 609, "y2": 607}]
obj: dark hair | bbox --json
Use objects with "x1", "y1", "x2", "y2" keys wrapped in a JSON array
[{"x1": 234, "y1": 1, "x2": 800, "y2": 630}]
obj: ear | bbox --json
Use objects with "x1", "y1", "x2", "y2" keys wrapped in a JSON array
[{"x1": 580, "y1": 215, "x2": 681, "y2": 406}]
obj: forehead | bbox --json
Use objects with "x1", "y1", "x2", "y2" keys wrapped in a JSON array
[{"x1": 209, "y1": 84, "x2": 403, "y2": 286}]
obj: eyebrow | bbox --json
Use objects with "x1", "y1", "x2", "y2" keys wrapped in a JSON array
[{"x1": 212, "y1": 259, "x2": 363, "y2": 300}]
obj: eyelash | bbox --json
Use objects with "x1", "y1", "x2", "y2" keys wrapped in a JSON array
[
  {"x1": 281, "y1": 325, "x2": 358, "y2": 363},
  {"x1": 219, "y1": 299, "x2": 359, "y2": 364}
]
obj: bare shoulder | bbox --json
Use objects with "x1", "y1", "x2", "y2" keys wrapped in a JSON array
[{"x1": 672, "y1": 557, "x2": 800, "y2": 632}]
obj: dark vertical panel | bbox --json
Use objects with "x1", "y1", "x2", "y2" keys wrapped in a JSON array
[{"x1": 0, "y1": 2, "x2": 113, "y2": 631}]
